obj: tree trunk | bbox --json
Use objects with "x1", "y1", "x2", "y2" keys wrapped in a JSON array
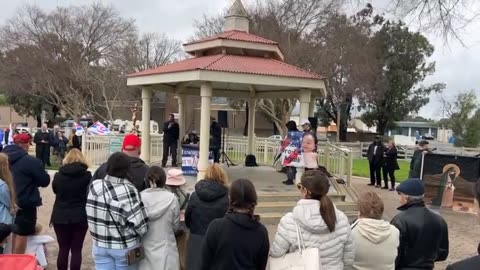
[
  {"x1": 243, "y1": 102, "x2": 249, "y2": 136},
  {"x1": 36, "y1": 115, "x2": 42, "y2": 128},
  {"x1": 273, "y1": 122, "x2": 279, "y2": 135},
  {"x1": 377, "y1": 120, "x2": 387, "y2": 135}
]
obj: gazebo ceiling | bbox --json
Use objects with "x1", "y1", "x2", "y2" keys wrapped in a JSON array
[{"x1": 126, "y1": 0, "x2": 327, "y2": 98}]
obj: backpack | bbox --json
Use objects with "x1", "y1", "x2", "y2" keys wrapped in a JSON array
[{"x1": 245, "y1": 155, "x2": 258, "y2": 167}]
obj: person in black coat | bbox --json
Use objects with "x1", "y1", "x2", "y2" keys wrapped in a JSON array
[
  {"x1": 446, "y1": 180, "x2": 480, "y2": 270},
  {"x1": 50, "y1": 149, "x2": 91, "y2": 270},
  {"x1": 33, "y1": 124, "x2": 52, "y2": 168},
  {"x1": 392, "y1": 179, "x2": 449, "y2": 270},
  {"x1": 367, "y1": 135, "x2": 385, "y2": 187},
  {"x1": 162, "y1": 113, "x2": 180, "y2": 167},
  {"x1": 210, "y1": 117, "x2": 222, "y2": 163},
  {"x1": 185, "y1": 164, "x2": 229, "y2": 270},
  {"x1": 382, "y1": 141, "x2": 400, "y2": 191},
  {"x1": 93, "y1": 134, "x2": 149, "y2": 192},
  {"x1": 2, "y1": 133, "x2": 50, "y2": 254},
  {"x1": 201, "y1": 178, "x2": 269, "y2": 270}
]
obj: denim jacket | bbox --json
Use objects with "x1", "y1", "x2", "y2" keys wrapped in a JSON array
[{"x1": 0, "y1": 179, "x2": 13, "y2": 224}]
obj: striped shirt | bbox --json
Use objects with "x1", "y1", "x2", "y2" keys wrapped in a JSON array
[{"x1": 86, "y1": 176, "x2": 148, "y2": 249}]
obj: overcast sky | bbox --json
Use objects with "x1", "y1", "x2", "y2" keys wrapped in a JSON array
[{"x1": 1, "y1": 0, "x2": 479, "y2": 120}]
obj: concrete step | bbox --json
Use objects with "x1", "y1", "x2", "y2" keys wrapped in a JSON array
[
  {"x1": 256, "y1": 201, "x2": 358, "y2": 214},
  {"x1": 259, "y1": 210, "x2": 358, "y2": 225},
  {"x1": 258, "y1": 192, "x2": 346, "y2": 203}
]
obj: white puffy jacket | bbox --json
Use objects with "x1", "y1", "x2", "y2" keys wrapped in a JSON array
[{"x1": 270, "y1": 199, "x2": 355, "y2": 270}]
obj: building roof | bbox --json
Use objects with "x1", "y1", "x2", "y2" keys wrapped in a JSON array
[
  {"x1": 184, "y1": 30, "x2": 278, "y2": 46},
  {"x1": 128, "y1": 54, "x2": 324, "y2": 80}
]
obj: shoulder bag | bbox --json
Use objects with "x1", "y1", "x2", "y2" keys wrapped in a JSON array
[
  {"x1": 268, "y1": 221, "x2": 321, "y2": 270},
  {"x1": 102, "y1": 180, "x2": 145, "y2": 265}
]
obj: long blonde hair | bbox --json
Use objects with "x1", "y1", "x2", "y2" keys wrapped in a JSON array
[
  {"x1": 0, "y1": 153, "x2": 17, "y2": 213},
  {"x1": 205, "y1": 164, "x2": 228, "y2": 186},
  {"x1": 63, "y1": 148, "x2": 89, "y2": 167}
]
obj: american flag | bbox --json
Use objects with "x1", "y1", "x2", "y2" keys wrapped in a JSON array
[{"x1": 87, "y1": 121, "x2": 110, "y2": 135}]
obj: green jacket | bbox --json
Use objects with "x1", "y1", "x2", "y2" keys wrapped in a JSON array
[{"x1": 409, "y1": 149, "x2": 430, "y2": 178}]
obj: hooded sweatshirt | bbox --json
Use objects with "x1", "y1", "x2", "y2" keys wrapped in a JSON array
[
  {"x1": 185, "y1": 179, "x2": 229, "y2": 236},
  {"x1": 351, "y1": 218, "x2": 400, "y2": 270},
  {"x1": 270, "y1": 199, "x2": 355, "y2": 270},
  {"x1": 139, "y1": 188, "x2": 180, "y2": 270},
  {"x1": 2, "y1": 144, "x2": 50, "y2": 208},
  {"x1": 92, "y1": 156, "x2": 149, "y2": 191},
  {"x1": 201, "y1": 212, "x2": 270, "y2": 270}
]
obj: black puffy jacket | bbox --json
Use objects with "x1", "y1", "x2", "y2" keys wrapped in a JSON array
[
  {"x1": 185, "y1": 179, "x2": 228, "y2": 236},
  {"x1": 391, "y1": 201, "x2": 449, "y2": 270},
  {"x1": 2, "y1": 145, "x2": 50, "y2": 208},
  {"x1": 50, "y1": 162, "x2": 91, "y2": 224},
  {"x1": 93, "y1": 156, "x2": 149, "y2": 192}
]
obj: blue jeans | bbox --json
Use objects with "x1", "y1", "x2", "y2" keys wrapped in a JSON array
[{"x1": 92, "y1": 245, "x2": 138, "y2": 270}]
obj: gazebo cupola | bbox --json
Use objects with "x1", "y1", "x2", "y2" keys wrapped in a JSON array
[{"x1": 183, "y1": 0, "x2": 284, "y2": 61}]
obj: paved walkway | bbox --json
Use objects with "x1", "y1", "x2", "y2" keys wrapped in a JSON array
[{"x1": 38, "y1": 166, "x2": 478, "y2": 269}]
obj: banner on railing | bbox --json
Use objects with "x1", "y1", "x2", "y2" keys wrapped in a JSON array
[
  {"x1": 181, "y1": 144, "x2": 214, "y2": 176},
  {"x1": 109, "y1": 137, "x2": 124, "y2": 155}
]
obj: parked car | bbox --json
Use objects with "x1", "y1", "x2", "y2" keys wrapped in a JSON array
[{"x1": 268, "y1": 135, "x2": 283, "y2": 140}]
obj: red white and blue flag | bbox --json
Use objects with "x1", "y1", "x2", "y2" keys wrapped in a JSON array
[{"x1": 87, "y1": 121, "x2": 110, "y2": 135}]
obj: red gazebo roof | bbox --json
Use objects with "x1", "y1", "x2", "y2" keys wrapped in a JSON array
[
  {"x1": 184, "y1": 30, "x2": 278, "y2": 46},
  {"x1": 128, "y1": 54, "x2": 323, "y2": 80}
]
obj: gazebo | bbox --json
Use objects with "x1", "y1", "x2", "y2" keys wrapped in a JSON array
[{"x1": 127, "y1": 0, "x2": 327, "y2": 180}]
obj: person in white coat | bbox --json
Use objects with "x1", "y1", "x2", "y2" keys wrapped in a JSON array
[
  {"x1": 270, "y1": 170, "x2": 355, "y2": 270},
  {"x1": 351, "y1": 191, "x2": 399, "y2": 270},
  {"x1": 139, "y1": 166, "x2": 180, "y2": 270}
]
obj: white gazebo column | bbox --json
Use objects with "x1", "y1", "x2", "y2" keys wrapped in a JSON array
[
  {"x1": 309, "y1": 98, "x2": 316, "y2": 117},
  {"x1": 299, "y1": 89, "x2": 312, "y2": 121},
  {"x1": 247, "y1": 98, "x2": 256, "y2": 155},
  {"x1": 177, "y1": 94, "x2": 187, "y2": 160},
  {"x1": 141, "y1": 88, "x2": 152, "y2": 163},
  {"x1": 297, "y1": 89, "x2": 312, "y2": 184},
  {"x1": 197, "y1": 82, "x2": 212, "y2": 181}
]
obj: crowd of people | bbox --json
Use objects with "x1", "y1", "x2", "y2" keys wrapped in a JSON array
[{"x1": 0, "y1": 125, "x2": 478, "y2": 270}]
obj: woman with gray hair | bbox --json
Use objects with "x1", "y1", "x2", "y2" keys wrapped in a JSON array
[{"x1": 351, "y1": 192, "x2": 399, "y2": 270}]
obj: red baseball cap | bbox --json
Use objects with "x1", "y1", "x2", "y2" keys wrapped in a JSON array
[
  {"x1": 13, "y1": 133, "x2": 31, "y2": 144},
  {"x1": 122, "y1": 134, "x2": 141, "y2": 151}
]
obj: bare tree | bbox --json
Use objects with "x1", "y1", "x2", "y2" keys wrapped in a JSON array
[{"x1": 380, "y1": 0, "x2": 479, "y2": 43}]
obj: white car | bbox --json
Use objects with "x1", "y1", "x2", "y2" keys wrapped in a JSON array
[{"x1": 268, "y1": 135, "x2": 283, "y2": 141}]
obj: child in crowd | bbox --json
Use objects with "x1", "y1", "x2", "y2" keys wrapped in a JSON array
[
  {"x1": 26, "y1": 224, "x2": 55, "y2": 268},
  {"x1": 0, "y1": 223, "x2": 13, "y2": 254},
  {"x1": 302, "y1": 133, "x2": 318, "y2": 171},
  {"x1": 165, "y1": 169, "x2": 190, "y2": 270}
]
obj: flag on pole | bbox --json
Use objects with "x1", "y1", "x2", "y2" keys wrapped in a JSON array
[{"x1": 87, "y1": 121, "x2": 110, "y2": 135}]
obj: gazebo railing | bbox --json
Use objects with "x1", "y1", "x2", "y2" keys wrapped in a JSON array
[{"x1": 82, "y1": 134, "x2": 352, "y2": 184}]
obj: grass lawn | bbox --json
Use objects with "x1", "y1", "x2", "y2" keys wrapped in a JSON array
[{"x1": 352, "y1": 159, "x2": 410, "y2": 183}]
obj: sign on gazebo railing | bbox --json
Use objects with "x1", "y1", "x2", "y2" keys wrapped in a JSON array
[{"x1": 82, "y1": 134, "x2": 353, "y2": 185}]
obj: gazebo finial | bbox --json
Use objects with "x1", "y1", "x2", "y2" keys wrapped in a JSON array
[{"x1": 224, "y1": 0, "x2": 249, "y2": 33}]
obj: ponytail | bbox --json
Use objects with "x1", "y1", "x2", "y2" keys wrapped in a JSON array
[{"x1": 319, "y1": 195, "x2": 337, "y2": 233}]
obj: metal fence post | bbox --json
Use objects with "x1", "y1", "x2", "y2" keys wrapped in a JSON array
[
  {"x1": 347, "y1": 150, "x2": 353, "y2": 187},
  {"x1": 263, "y1": 139, "x2": 268, "y2": 164},
  {"x1": 324, "y1": 146, "x2": 330, "y2": 170}
]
